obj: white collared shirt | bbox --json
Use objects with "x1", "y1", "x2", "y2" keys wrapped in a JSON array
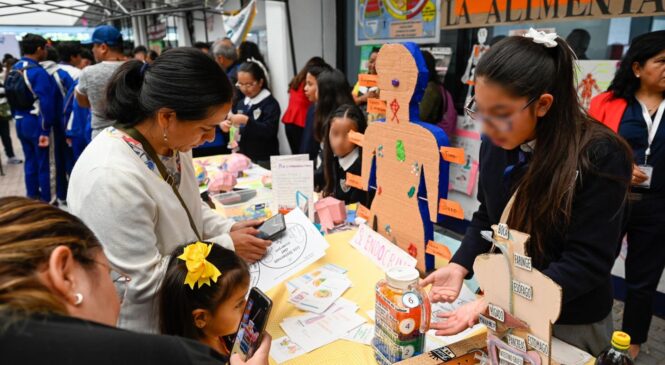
[
  {"x1": 338, "y1": 147, "x2": 360, "y2": 171},
  {"x1": 244, "y1": 89, "x2": 272, "y2": 107}
]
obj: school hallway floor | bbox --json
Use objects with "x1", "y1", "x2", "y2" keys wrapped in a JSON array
[{"x1": 0, "y1": 121, "x2": 664, "y2": 364}]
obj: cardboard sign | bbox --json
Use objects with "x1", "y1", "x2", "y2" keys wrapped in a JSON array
[
  {"x1": 367, "y1": 98, "x2": 387, "y2": 114},
  {"x1": 356, "y1": 204, "x2": 371, "y2": 221},
  {"x1": 440, "y1": 146, "x2": 465, "y2": 165},
  {"x1": 358, "y1": 73, "x2": 378, "y2": 88},
  {"x1": 349, "y1": 224, "x2": 417, "y2": 272},
  {"x1": 438, "y1": 198, "x2": 464, "y2": 220},
  {"x1": 425, "y1": 240, "x2": 452, "y2": 260},
  {"x1": 348, "y1": 130, "x2": 364, "y2": 147},
  {"x1": 345, "y1": 172, "x2": 364, "y2": 190}
]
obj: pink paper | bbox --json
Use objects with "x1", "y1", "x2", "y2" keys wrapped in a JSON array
[{"x1": 315, "y1": 197, "x2": 347, "y2": 231}]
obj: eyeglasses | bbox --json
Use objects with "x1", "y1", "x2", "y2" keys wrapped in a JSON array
[
  {"x1": 235, "y1": 81, "x2": 257, "y2": 89},
  {"x1": 92, "y1": 260, "x2": 131, "y2": 304},
  {"x1": 464, "y1": 96, "x2": 538, "y2": 132}
]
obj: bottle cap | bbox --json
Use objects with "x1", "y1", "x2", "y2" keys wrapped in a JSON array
[
  {"x1": 386, "y1": 266, "x2": 419, "y2": 290},
  {"x1": 611, "y1": 331, "x2": 631, "y2": 351}
]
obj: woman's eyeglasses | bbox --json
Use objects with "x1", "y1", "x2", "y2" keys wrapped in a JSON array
[
  {"x1": 235, "y1": 81, "x2": 258, "y2": 89},
  {"x1": 92, "y1": 260, "x2": 131, "y2": 304},
  {"x1": 464, "y1": 96, "x2": 538, "y2": 132}
]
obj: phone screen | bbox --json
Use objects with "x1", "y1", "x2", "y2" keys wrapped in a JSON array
[
  {"x1": 230, "y1": 288, "x2": 272, "y2": 360},
  {"x1": 257, "y1": 214, "x2": 286, "y2": 240}
]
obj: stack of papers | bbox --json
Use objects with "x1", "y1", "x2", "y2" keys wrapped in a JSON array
[{"x1": 287, "y1": 265, "x2": 352, "y2": 314}]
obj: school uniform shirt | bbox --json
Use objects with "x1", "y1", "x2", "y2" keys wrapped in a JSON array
[
  {"x1": 68, "y1": 128, "x2": 236, "y2": 333},
  {"x1": 451, "y1": 137, "x2": 631, "y2": 325},
  {"x1": 233, "y1": 89, "x2": 280, "y2": 163},
  {"x1": 11, "y1": 58, "x2": 58, "y2": 138},
  {"x1": 331, "y1": 147, "x2": 366, "y2": 204},
  {"x1": 0, "y1": 314, "x2": 227, "y2": 365},
  {"x1": 618, "y1": 98, "x2": 665, "y2": 195}
]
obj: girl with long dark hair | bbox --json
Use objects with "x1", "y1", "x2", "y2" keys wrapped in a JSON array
[{"x1": 422, "y1": 30, "x2": 632, "y2": 355}]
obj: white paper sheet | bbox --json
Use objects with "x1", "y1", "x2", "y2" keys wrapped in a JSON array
[
  {"x1": 270, "y1": 336, "x2": 307, "y2": 364},
  {"x1": 288, "y1": 271, "x2": 352, "y2": 314},
  {"x1": 280, "y1": 308, "x2": 367, "y2": 352},
  {"x1": 249, "y1": 208, "x2": 329, "y2": 292},
  {"x1": 271, "y1": 156, "x2": 314, "y2": 219},
  {"x1": 342, "y1": 323, "x2": 375, "y2": 345}
]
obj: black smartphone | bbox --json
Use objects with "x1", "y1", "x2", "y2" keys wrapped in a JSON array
[
  {"x1": 256, "y1": 214, "x2": 286, "y2": 240},
  {"x1": 230, "y1": 288, "x2": 273, "y2": 360}
]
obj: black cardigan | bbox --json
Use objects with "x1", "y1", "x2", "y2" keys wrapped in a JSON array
[
  {"x1": 451, "y1": 137, "x2": 631, "y2": 325},
  {"x1": 234, "y1": 94, "x2": 281, "y2": 164},
  {"x1": 0, "y1": 314, "x2": 227, "y2": 365}
]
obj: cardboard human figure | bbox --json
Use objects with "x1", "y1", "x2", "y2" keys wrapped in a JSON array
[
  {"x1": 360, "y1": 43, "x2": 450, "y2": 272},
  {"x1": 473, "y1": 195, "x2": 562, "y2": 365}
]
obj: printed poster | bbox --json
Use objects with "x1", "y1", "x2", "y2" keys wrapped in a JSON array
[
  {"x1": 355, "y1": 0, "x2": 441, "y2": 45},
  {"x1": 575, "y1": 60, "x2": 619, "y2": 110}
]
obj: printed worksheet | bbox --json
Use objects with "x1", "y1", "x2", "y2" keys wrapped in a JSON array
[
  {"x1": 249, "y1": 208, "x2": 329, "y2": 292},
  {"x1": 271, "y1": 156, "x2": 314, "y2": 219}
]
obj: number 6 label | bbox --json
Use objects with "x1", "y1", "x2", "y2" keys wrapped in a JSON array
[{"x1": 402, "y1": 292, "x2": 421, "y2": 308}]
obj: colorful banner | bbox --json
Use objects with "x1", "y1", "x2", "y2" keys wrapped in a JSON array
[
  {"x1": 356, "y1": 0, "x2": 442, "y2": 45},
  {"x1": 439, "y1": 0, "x2": 665, "y2": 29},
  {"x1": 223, "y1": 0, "x2": 257, "y2": 46}
]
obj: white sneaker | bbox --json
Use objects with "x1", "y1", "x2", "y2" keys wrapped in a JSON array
[{"x1": 7, "y1": 157, "x2": 22, "y2": 164}]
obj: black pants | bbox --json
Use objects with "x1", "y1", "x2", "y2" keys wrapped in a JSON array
[
  {"x1": 622, "y1": 195, "x2": 665, "y2": 344},
  {"x1": 0, "y1": 117, "x2": 15, "y2": 158},
  {"x1": 284, "y1": 123, "x2": 304, "y2": 155}
]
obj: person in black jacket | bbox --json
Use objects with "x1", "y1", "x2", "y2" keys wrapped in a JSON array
[
  {"x1": 322, "y1": 104, "x2": 370, "y2": 205},
  {"x1": 421, "y1": 31, "x2": 632, "y2": 356},
  {"x1": 222, "y1": 60, "x2": 280, "y2": 168},
  {"x1": 0, "y1": 196, "x2": 270, "y2": 365}
]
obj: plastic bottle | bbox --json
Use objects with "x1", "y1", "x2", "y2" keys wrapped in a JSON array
[
  {"x1": 595, "y1": 331, "x2": 634, "y2": 365},
  {"x1": 373, "y1": 267, "x2": 431, "y2": 365}
]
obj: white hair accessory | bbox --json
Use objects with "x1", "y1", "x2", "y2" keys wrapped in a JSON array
[
  {"x1": 247, "y1": 57, "x2": 270, "y2": 87},
  {"x1": 523, "y1": 28, "x2": 558, "y2": 48}
]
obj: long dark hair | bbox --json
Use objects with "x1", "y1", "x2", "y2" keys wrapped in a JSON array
[
  {"x1": 608, "y1": 30, "x2": 665, "y2": 100},
  {"x1": 238, "y1": 41, "x2": 267, "y2": 71},
  {"x1": 322, "y1": 104, "x2": 367, "y2": 196},
  {"x1": 158, "y1": 243, "x2": 249, "y2": 340},
  {"x1": 421, "y1": 50, "x2": 441, "y2": 85},
  {"x1": 238, "y1": 60, "x2": 270, "y2": 91},
  {"x1": 314, "y1": 69, "x2": 354, "y2": 143},
  {"x1": 105, "y1": 47, "x2": 234, "y2": 127},
  {"x1": 289, "y1": 57, "x2": 327, "y2": 91},
  {"x1": 475, "y1": 36, "x2": 632, "y2": 264}
]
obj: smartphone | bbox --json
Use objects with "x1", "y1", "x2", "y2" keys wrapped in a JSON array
[
  {"x1": 230, "y1": 288, "x2": 273, "y2": 360},
  {"x1": 256, "y1": 214, "x2": 286, "y2": 240}
]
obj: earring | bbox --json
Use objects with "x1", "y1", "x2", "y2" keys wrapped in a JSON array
[
  {"x1": 162, "y1": 129, "x2": 168, "y2": 142},
  {"x1": 74, "y1": 293, "x2": 83, "y2": 306},
  {"x1": 635, "y1": 74, "x2": 640, "y2": 78}
]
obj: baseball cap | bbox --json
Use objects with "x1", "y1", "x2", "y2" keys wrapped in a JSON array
[{"x1": 83, "y1": 25, "x2": 122, "y2": 46}]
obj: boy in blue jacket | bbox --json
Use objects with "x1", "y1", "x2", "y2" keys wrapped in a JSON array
[{"x1": 10, "y1": 34, "x2": 57, "y2": 202}]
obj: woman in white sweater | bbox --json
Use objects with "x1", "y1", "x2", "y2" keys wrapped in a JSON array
[{"x1": 68, "y1": 48, "x2": 271, "y2": 333}]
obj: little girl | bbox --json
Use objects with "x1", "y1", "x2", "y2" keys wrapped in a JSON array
[
  {"x1": 322, "y1": 104, "x2": 369, "y2": 205},
  {"x1": 222, "y1": 59, "x2": 280, "y2": 168},
  {"x1": 159, "y1": 242, "x2": 251, "y2": 361}
]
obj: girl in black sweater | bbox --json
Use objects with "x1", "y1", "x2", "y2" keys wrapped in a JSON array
[
  {"x1": 422, "y1": 31, "x2": 632, "y2": 356},
  {"x1": 223, "y1": 60, "x2": 280, "y2": 168}
]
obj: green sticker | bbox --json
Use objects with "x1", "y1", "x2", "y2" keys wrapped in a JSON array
[
  {"x1": 407, "y1": 186, "x2": 416, "y2": 198},
  {"x1": 396, "y1": 140, "x2": 406, "y2": 161}
]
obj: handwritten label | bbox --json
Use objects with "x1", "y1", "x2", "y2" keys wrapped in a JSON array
[
  {"x1": 367, "y1": 98, "x2": 387, "y2": 114},
  {"x1": 512, "y1": 280, "x2": 533, "y2": 301},
  {"x1": 514, "y1": 253, "x2": 532, "y2": 271},
  {"x1": 478, "y1": 314, "x2": 497, "y2": 331},
  {"x1": 497, "y1": 223, "x2": 510, "y2": 239},
  {"x1": 426, "y1": 241, "x2": 452, "y2": 260},
  {"x1": 440, "y1": 146, "x2": 465, "y2": 165},
  {"x1": 348, "y1": 130, "x2": 364, "y2": 146},
  {"x1": 430, "y1": 346, "x2": 456, "y2": 362},
  {"x1": 499, "y1": 348, "x2": 524, "y2": 365},
  {"x1": 349, "y1": 224, "x2": 417, "y2": 272},
  {"x1": 438, "y1": 199, "x2": 464, "y2": 220},
  {"x1": 527, "y1": 334, "x2": 550, "y2": 356},
  {"x1": 507, "y1": 334, "x2": 527, "y2": 352},
  {"x1": 358, "y1": 73, "x2": 378, "y2": 88},
  {"x1": 488, "y1": 303, "x2": 505, "y2": 322},
  {"x1": 345, "y1": 172, "x2": 364, "y2": 190},
  {"x1": 356, "y1": 204, "x2": 371, "y2": 221}
]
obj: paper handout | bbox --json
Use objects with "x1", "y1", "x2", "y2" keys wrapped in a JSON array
[
  {"x1": 249, "y1": 208, "x2": 329, "y2": 292},
  {"x1": 288, "y1": 270, "x2": 352, "y2": 314},
  {"x1": 271, "y1": 155, "x2": 314, "y2": 219}
]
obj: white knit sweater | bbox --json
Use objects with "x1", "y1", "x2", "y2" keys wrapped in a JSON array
[{"x1": 68, "y1": 128, "x2": 235, "y2": 333}]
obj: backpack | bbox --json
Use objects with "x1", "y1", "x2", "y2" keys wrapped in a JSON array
[{"x1": 5, "y1": 62, "x2": 37, "y2": 110}]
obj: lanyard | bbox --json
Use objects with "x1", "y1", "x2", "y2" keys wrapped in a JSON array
[{"x1": 638, "y1": 99, "x2": 665, "y2": 163}]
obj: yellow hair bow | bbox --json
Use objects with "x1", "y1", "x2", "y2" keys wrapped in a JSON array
[{"x1": 177, "y1": 242, "x2": 222, "y2": 289}]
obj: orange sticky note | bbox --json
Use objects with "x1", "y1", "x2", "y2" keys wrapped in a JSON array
[
  {"x1": 346, "y1": 172, "x2": 364, "y2": 190},
  {"x1": 439, "y1": 198, "x2": 465, "y2": 220},
  {"x1": 358, "y1": 73, "x2": 378, "y2": 87},
  {"x1": 426, "y1": 240, "x2": 452, "y2": 260},
  {"x1": 367, "y1": 98, "x2": 387, "y2": 114},
  {"x1": 356, "y1": 204, "x2": 371, "y2": 220},
  {"x1": 348, "y1": 130, "x2": 364, "y2": 146},
  {"x1": 440, "y1": 146, "x2": 465, "y2": 165}
]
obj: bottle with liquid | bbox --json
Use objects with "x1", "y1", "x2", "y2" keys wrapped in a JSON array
[
  {"x1": 595, "y1": 331, "x2": 634, "y2": 365},
  {"x1": 373, "y1": 267, "x2": 431, "y2": 365}
]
